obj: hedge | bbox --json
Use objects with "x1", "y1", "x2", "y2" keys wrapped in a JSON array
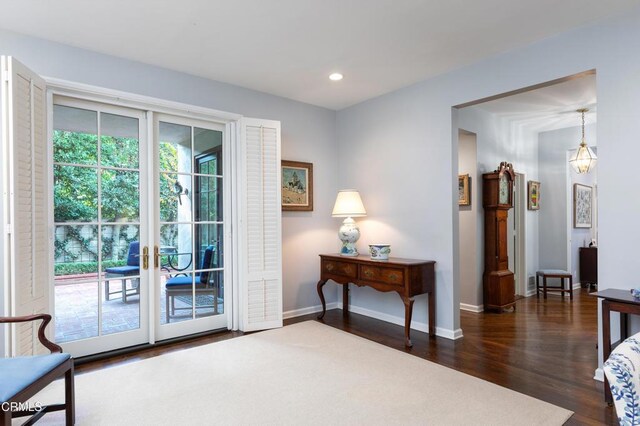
[{"x1": 54, "y1": 260, "x2": 127, "y2": 276}]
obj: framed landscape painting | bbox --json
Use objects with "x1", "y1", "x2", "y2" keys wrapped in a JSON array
[
  {"x1": 573, "y1": 183, "x2": 592, "y2": 228},
  {"x1": 458, "y1": 174, "x2": 470, "y2": 206},
  {"x1": 281, "y1": 160, "x2": 313, "y2": 211},
  {"x1": 528, "y1": 181, "x2": 540, "y2": 210}
]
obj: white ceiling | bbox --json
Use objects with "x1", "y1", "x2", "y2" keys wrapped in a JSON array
[
  {"x1": 0, "y1": 1, "x2": 638, "y2": 110},
  {"x1": 470, "y1": 73, "x2": 597, "y2": 133}
]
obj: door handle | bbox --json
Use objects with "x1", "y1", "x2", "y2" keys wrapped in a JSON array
[
  {"x1": 142, "y1": 246, "x2": 149, "y2": 270},
  {"x1": 154, "y1": 246, "x2": 160, "y2": 269}
]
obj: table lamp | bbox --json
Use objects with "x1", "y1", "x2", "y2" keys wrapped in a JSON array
[{"x1": 332, "y1": 189, "x2": 367, "y2": 256}]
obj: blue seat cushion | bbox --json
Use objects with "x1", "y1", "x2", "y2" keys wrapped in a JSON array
[
  {"x1": 0, "y1": 353, "x2": 71, "y2": 402},
  {"x1": 166, "y1": 275, "x2": 202, "y2": 289},
  {"x1": 105, "y1": 265, "x2": 139, "y2": 275}
]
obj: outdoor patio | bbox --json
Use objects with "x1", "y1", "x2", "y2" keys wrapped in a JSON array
[{"x1": 54, "y1": 276, "x2": 223, "y2": 344}]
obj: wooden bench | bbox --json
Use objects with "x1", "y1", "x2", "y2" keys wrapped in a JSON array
[{"x1": 536, "y1": 269, "x2": 573, "y2": 300}]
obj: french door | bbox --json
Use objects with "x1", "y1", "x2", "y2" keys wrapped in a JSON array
[
  {"x1": 153, "y1": 114, "x2": 228, "y2": 341},
  {"x1": 51, "y1": 102, "x2": 229, "y2": 355},
  {"x1": 52, "y1": 97, "x2": 149, "y2": 356}
]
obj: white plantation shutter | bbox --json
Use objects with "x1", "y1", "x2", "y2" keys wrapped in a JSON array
[
  {"x1": 1, "y1": 57, "x2": 50, "y2": 356},
  {"x1": 238, "y1": 118, "x2": 282, "y2": 332}
]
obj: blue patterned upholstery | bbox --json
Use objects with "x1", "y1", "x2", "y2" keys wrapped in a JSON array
[
  {"x1": 603, "y1": 332, "x2": 640, "y2": 425},
  {"x1": 0, "y1": 353, "x2": 71, "y2": 402}
]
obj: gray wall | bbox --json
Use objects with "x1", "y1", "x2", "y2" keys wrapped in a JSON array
[
  {"x1": 0, "y1": 28, "x2": 340, "y2": 316},
  {"x1": 457, "y1": 131, "x2": 479, "y2": 308},
  {"x1": 336, "y1": 6, "x2": 640, "y2": 346},
  {"x1": 538, "y1": 124, "x2": 597, "y2": 277}
]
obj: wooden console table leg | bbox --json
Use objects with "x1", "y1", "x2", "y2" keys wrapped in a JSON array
[
  {"x1": 317, "y1": 279, "x2": 328, "y2": 319},
  {"x1": 602, "y1": 300, "x2": 612, "y2": 404},
  {"x1": 428, "y1": 290, "x2": 436, "y2": 338},
  {"x1": 401, "y1": 295, "x2": 415, "y2": 347},
  {"x1": 343, "y1": 284, "x2": 349, "y2": 317}
]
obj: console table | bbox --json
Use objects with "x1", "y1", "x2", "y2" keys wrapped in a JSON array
[
  {"x1": 592, "y1": 289, "x2": 640, "y2": 404},
  {"x1": 316, "y1": 254, "x2": 436, "y2": 347}
]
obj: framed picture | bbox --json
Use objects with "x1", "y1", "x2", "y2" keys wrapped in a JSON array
[
  {"x1": 527, "y1": 181, "x2": 540, "y2": 210},
  {"x1": 281, "y1": 160, "x2": 313, "y2": 211},
  {"x1": 458, "y1": 174, "x2": 470, "y2": 206},
  {"x1": 573, "y1": 183, "x2": 592, "y2": 228}
]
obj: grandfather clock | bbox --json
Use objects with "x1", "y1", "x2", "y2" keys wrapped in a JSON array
[{"x1": 482, "y1": 162, "x2": 516, "y2": 312}]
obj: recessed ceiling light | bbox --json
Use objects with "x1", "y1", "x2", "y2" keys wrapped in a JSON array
[{"x1": 329, "y1": 73, "x2": 343, "y2": 81}]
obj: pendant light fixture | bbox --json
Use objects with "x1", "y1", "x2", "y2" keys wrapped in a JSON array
[{"x1": 568, "y1": 108, "x2": 597, "y2": 174}]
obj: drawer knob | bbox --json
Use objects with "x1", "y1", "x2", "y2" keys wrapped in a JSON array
[
  {"x1": 364, "y1": 269, "x2": 373, "y2": 277},
  {"x1": 326, "y1": 263, "x2": 334, "y2": 271},
  {"x1": 388, "y1": 273, "x2": 399, "y2": 281}
]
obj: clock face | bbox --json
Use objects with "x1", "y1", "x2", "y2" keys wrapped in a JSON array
[{"x1": 499, "y1": 174, "x2": 509, "y2": 204}]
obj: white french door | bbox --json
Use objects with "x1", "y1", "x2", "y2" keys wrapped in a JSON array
[
  {"x1": 153, "y1": 114, "x2": 229, "y2": 341},
  {"x1": 52, "y1": 96, "x2": 150, "y2": 357},
  {"x1": 50, "y1": 106, "x2": 230, "y2": 355}
]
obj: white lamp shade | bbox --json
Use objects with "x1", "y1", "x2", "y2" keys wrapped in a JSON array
[{"x1": 332, "y1": 190, "x2": 367, "y2": 217}]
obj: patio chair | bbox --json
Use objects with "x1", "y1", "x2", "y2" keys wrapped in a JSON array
[
  {"x1": 104, "y1": 241, "x2": 140, "y2": 302},
  {"x1": 0, "y1": 314, "x2": 74, "y2": 425},
  {"x1": 165, "y1": 246, "x2": 220, "y2": 322}
]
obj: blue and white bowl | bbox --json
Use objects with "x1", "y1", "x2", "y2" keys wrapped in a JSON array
[{"x1": 369, "y1": 244, "x2": 391, "y2": 260}]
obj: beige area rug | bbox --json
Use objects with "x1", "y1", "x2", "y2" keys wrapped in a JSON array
[{"x1": 30, "y1": 321, "x2": 572, "y2": 425}]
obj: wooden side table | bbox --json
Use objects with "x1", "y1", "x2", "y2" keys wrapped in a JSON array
[
  {"x1": 592, "y1": 289, "x2": 640, "y2": 404},
  {"x1": 316, "y1": 254, "x2": 436, "y2": 347}
]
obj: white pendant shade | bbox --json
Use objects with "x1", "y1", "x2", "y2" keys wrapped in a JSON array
[
  {"x1": 568, "y1": 108, "x2": 597, "y2": 174},
  {"x1": 569, "y1": 143, "x2": 597, "y2": 174},
  {"x1": 332, "y1": 190, "x2": 366, "y2": 217}
]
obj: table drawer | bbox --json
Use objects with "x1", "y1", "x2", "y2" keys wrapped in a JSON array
[
  {"x1": 322, "y1": 260, "x2": 357, "y2": 278},
  {"x1": 359, "y1": 265, "x2": 404, "y2": 286}
]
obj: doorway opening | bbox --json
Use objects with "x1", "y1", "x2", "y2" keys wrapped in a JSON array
[{"x1": 455, "y1": 70, "x2": 598, "y2": 315}]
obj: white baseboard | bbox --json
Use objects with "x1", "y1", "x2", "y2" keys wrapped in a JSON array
[
  {"x1": 346, "y1": 304, "x2": 463, "y2": 340},
  {"x1": 523, "y1": 289, "x2": 536, "y2": 297},
  {"x1": 594, "y1": 367, "x2": 604, "y2": 382},
  {"x1": 573, "y1": 283, "x2": 582, "y2": 290},
  {"x1": 283, "y1": 302, "x2": 339, "y2": 320},
  {"x1": 460, "y1": 303, "x2": 483, "y2": 313}
]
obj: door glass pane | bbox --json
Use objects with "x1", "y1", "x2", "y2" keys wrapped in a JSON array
[
  {"x1": 159, "y1": 224, "x2": 193, "y2": 273},
  {"x1": 159, "y1": 173, "x2": 192, "y2": 222},
  {"x1": 53, "y1": 105, "x2": 97, "y2": 165},
  {"x1": 161, "y1": 272, "x2": 195, "y2": 325},
  {"x1": 195, "y1": 224, "x2": 223, "y2": 269},
  {"x1": 159, "y1": 122, "x2": 191, "y2": 173},
  {"x1": 101, "y1": 170, "x2": 140, "y2": 222},
  {"x1": 55, "y1": 283, "x2": 99, "y2": 343},
  {"x1": 100, "y1": 112, "x2": 140, "y2": 168},
  {"x1": 194, "y1": 128, "x2": 222, "y2": 175},
  {"x1": 54, "y1": 225, "x2": 99, "y2": 283},
  {"x1": 54, "y1": 166, "x2": 98, "y2": 222}
]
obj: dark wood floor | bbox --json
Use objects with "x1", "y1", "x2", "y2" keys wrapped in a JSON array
[{"x1": 77, "y1": 288, "x2": 614, "y2": 425}]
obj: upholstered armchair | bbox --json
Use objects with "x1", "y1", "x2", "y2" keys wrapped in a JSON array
[
  {"x1": 603, "y1": 331, "x2": 640, "y2": 426},
  {"x1": 0, "y1": 314, "x2": 74, "y2": 425}
]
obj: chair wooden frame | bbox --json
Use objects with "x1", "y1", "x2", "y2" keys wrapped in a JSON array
[{"x1": 0, "y1": 314, "x2": 74, "y2": 426}]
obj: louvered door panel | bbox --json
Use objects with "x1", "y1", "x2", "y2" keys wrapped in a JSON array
[
  {"x1": 240, "y1": 119, "x2": 282, "y2": 332},
  {"x1": 1, "y1": 57, "x2": 49, "y2": 356}
]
